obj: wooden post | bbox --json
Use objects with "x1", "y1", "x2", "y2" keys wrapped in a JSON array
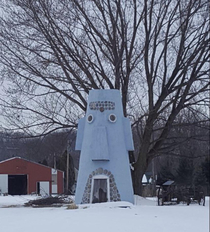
[
  {"x1": 66, "y1": 140, "x2": 70, "y2": 194},
  {"x1": 53, "y1": 153, "x2": 56, "y2": 170}
]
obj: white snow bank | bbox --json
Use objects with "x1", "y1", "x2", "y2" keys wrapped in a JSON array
[
  {"x1": 0, "y1": 195, "x2": 40, "y2": 207},
  {"x1": 0, "y1": 195, "x2": 209, "y2": 232},
  {"x1": 0, "y1": 194, "x2": 156, "y2": 207},
  {"x1": 134, "y1": 195, "x2": 157, "y2": 206}
]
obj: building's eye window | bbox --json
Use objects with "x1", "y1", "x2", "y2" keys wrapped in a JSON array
[
  {"x1": 109, "y1": 114, "x2": 117, "y2": 123},
  {"x1": 87, "y1": 114, "x2": 94, "y2": 123}
]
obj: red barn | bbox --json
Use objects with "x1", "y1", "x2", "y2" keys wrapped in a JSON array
[{"x1": 0, "y1": 157, "x2": 64, "y2": 195}]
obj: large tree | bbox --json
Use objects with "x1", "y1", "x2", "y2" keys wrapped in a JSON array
[{"x1": 0, "y1": 0, "x2": 209, "y2": 194}]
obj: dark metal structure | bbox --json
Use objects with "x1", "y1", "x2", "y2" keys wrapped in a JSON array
[{"x1": 157, "y1": 181, "x2": 205, "y2": 206}]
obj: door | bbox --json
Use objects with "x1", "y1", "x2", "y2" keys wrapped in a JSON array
[
  {"x1": 0, "y1": 174, "x2": 8, "y2": 194},
  {"x1": 38, "y1": 181, "x2": 50, "y2": 196},
  {"x1": 8, "y1": 175, "x2": 27, "y2": 195},
  {"x1": 90, "y1": 175, "x2": 110, "y2": 203},
  {"x1": 51, "y1": 172, "x2": 57, "y2": 194}
]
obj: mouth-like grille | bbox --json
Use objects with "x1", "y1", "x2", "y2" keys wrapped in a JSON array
[{"x1": 89, "y1": 101, "x2": 115, "y2": 110}]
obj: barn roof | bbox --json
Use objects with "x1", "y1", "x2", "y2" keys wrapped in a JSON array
[
  {"x1": 162, "y1": 180, "x2": 175, "y2": 186},
  {"x1": 0, "y1": 157, "x2": 64, "y2": 173}
]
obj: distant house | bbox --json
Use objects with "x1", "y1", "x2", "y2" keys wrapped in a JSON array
[
  {"x1": 142, "y1": 174, "x2": 148, "y2": 185},
  {"x1": 0, "y1": 157, "x2": 64, "y2": 195}
]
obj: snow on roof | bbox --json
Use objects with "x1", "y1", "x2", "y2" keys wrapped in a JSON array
[
  {"x1": 163, "y1": 180, "x2": 175, "y2": 186},
  {"x1": 0, "y1": 156, "x2": 21, "y2": 164},
  {"x1": 142, "y1": 174, "x2": 147, "y2": 183}
]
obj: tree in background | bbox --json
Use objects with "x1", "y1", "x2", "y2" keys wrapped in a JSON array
[
  {"x1": 0, "y1": 129, "x2": 80, "y2": 170},
  {"x1": 201, "y1": 158, "x2": 210, "y2": 186},
  {"x1": 39, "y1": 158, "x2": 48, "y2": 166},
  {"x1": 156, "y1": 117, "x2": 209, "y2": 189},
  {"x1": 156, "y1": 164, "x2": 175, "y2": 185},
  {"x1": 0, "y1": 0, "x2": 209, "y2": 194},
  {"x1": 198, "y1": 157, "x2": 210, "y2": 194},
  {"x1": 157, "y1": 158, "x2": 208, "y2": 188},
  {"x1": 175, "y1": 158, "x2": 194, "y2": 186}
]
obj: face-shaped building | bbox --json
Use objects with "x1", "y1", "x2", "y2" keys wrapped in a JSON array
[{"x1": 75, "y1": 89, "x2": 134, "y2": 204}]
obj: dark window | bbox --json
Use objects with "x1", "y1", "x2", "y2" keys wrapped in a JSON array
[
  {"x1": 109, "y1": 114, "x2": 117, "y2": 122},
  {"x1": 87, "y1": 114, "x2": 94, "y2": 123}
]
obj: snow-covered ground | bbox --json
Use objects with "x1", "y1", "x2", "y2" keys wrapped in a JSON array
[{"x1": 0, "y1": 195, "x2": 209, "y2": 232}]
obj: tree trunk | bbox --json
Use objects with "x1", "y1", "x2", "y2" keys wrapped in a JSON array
[{"x1": 133, "y1": 153, "x2": 148, "y2": 195}]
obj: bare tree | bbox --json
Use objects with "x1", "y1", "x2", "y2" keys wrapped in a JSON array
[
  {"x1": 0, "y1": 0, "x2": 143, "y2": 136},
  {"x1": 131, "y1": 0, "x2": 209, "y2": 194},
  {"x1": 0, "y1": 0, "x2": 209, "y2": 194}
]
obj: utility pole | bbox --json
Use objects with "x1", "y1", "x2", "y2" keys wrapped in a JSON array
[
  {"x1": 66, "y1": 140, "x2": 70, "y2": 194},
  {"x1": 53, "y1": 153, "x2": 56, "y2": 170},
  {"x1": 152, "y1": 157, "x2": 157, "y2": 196},
  {"x1": 151, "y1": 132, "x2": 156, "y2": 196}
]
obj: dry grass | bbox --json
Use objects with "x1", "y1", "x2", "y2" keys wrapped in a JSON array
[
  {"x1": 1, "y1": 204, "x2": 21, "y2": 208},
  {"x1": 66, "y1": 204, "x2": 78, "y2": 210}
]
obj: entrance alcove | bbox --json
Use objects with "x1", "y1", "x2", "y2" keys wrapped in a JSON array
[
  {"x1": 81, "y1": 167, "x2": 121, "y2": 204},
  {"x1": 90, "y1": 175, "x2": 110, "y2": 203}
]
